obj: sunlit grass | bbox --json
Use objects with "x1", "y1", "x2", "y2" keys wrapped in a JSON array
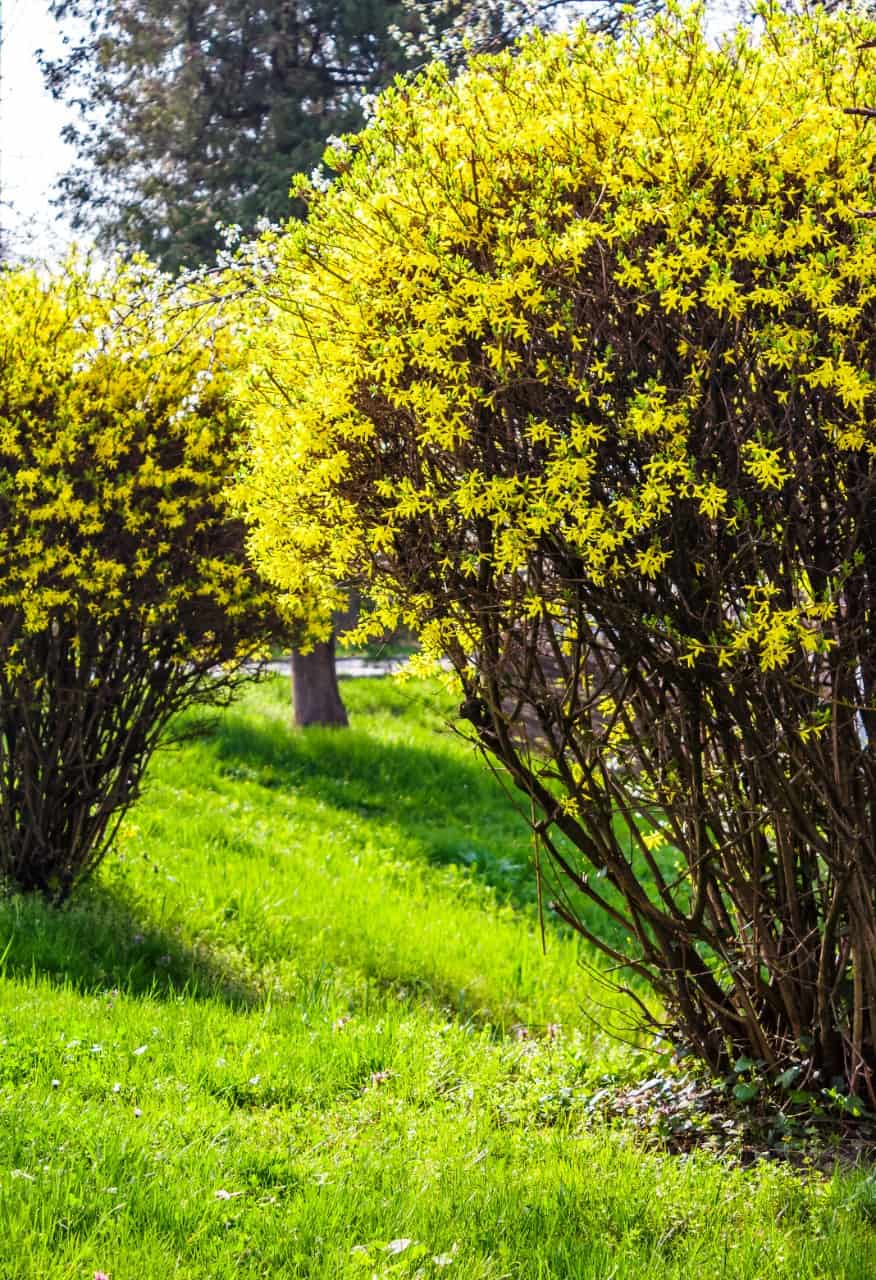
[{"x1": 0, "y1": 676, "x2": 873, "y2": 1278}]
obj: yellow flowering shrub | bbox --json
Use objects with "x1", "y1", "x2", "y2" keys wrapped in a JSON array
[
  {"x1": 0, "y1": 259, "x2": 282, "y2": 900},
  {"x1": 239, "y1": 7, "x2": 876, "y2": 1094}
]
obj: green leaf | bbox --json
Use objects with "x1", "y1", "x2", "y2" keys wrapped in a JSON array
[{"x1": 733, "y1": 1081, "x2": 760, "y2": 1102}]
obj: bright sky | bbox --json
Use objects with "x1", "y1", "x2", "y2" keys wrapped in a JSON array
[{"x1": 0, "y1": 0, "x2": 80, "y2": 261}]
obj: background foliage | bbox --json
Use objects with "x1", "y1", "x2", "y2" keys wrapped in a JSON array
[{"x1": 42, "y1": 0, "x2": 432, "y2": 270}]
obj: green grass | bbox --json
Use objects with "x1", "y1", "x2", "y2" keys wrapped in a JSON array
[{"x1": 0, "y1": 676, "x2": 874, "y2": 1279}]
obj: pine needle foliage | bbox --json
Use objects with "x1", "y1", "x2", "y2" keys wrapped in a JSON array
[{"x1": 42, "y1": 0, "x2": 467, "y2": 271}]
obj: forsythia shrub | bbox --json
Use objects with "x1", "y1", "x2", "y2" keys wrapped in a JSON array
[
  {"x1": 238, "y1": 7, "x2": 876, "y2": 1097},
  {"x1": 0, "y1": 260, "x2": 282, "y2": 901}
]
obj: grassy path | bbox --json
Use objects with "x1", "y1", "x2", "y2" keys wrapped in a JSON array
[{"x1": 0, "y1": 677, "x2": 873, "y2": 1278}]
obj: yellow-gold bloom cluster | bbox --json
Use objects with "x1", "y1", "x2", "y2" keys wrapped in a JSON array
[
  {"x1": 236, "y1": 4, "x2": 876, "y2": 674},
  {"x1": 0, "y1": 258, "x2": 271, "y2": 660},
  {"x1": 235, "y1": 8, "x2": 876, "y2": 1086}
]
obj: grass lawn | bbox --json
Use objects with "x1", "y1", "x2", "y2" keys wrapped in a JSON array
[{"x1": 0, "y1": 676, "x2": 874, "y2": 1278}]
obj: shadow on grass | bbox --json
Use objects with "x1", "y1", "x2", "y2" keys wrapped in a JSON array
[
  {"x1": 0, "y1": 677, "x2": 591, "y2": 1015},
  {"x1": 208, "y1": 696, "x2": 545, "y2": 913},
  {"x1": 202, "y1": 679, "x2": 629, "y2": 953},
  {"x1": 0, "y1": 882, "x2": 265, "y2": 1008}
]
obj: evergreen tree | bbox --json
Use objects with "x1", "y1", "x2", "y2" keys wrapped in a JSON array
[{"x1": 42, "y1": 1, "x2": 435, "y2": 271}]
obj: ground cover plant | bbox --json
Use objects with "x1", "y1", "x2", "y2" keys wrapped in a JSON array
[
  {"x1": 237, "y1": 5, "x2": 876, "y2": 1099},
  {"x1": 0, "y1": 259, "x2": 281, "y2": 902},
  {"x1": 0, "y1": 677, "x2": 874, "y2": 1278}
]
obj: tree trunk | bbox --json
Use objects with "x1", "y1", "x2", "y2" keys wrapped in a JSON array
[{"x1": 291, "y1": 635, "x2": 348, "y2": 727}]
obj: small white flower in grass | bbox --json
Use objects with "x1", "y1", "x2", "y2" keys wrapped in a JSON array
[
  {"x1": 214, "y1": 1189, "x2": 242, "y2": 1200},
  {"x1": 133, "y1": 1108, "x2": 142, "y2": 1118},
  {"x1": 133, "y1": 1046, "x2": 147, "y2": 1056},
  {"x1": 248, "y1": 1075, "x2": 260, "y2": 1086},
  {"x1": 112, "y1": 1083, "x2": 121, "y2": 1094},
  {"x1": 386, "y1": 1239, "x2": 412, "y2": 1256},
  {"x1": 51, "y1": 1079, "x2": 60, "y2": 1089}
]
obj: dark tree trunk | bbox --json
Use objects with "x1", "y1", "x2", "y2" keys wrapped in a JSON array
[{"x1": 291, "y1": 635, "x2": 348, "y2": 727}]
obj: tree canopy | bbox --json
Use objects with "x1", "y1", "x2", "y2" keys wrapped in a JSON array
[
  {"x1": 42, "y1": 1, "x2": 433, "y2": 269},
  {"x1": 392, "y1": 0, "x2": 634, "y2": 64}
]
